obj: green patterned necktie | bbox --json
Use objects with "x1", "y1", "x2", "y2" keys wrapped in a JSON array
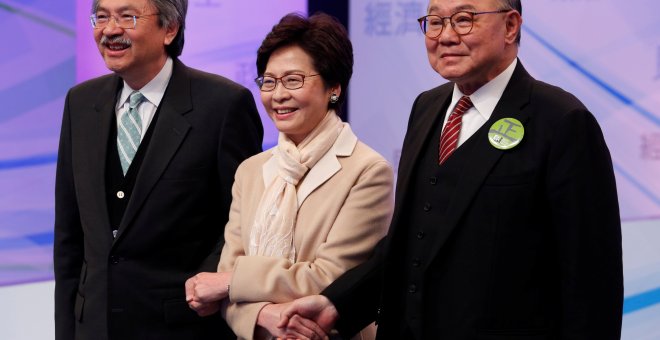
[{"x1": 117, "y1": 91, "x2": 145, "y2": 175}]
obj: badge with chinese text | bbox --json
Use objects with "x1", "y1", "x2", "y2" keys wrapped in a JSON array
[{"x1": 488, "y1": 118, "x2": 524, "y2": 150}]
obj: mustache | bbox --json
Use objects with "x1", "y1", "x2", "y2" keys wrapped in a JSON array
[{"x1": 100, "y1": 35, "x2": 132, "y2": 47}]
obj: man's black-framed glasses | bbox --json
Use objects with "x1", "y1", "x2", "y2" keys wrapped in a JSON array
[
  {"x1": 90, "y1": 13, "x2": 159, "y2": 30},
  {"x1": 417, "y1": 9, "x2": 511, "y2": 38},
  {"x1": 255, "y1": 74, "x2": 320, "y2": 92}
]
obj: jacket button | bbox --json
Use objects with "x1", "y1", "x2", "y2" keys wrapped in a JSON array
[
  {"x1": 417, "y1": 231, "x2": 425, "y2": 239},
  {"x1": 408, "y1": 284, "x2": 417, "y2": 293},
  {"x1": 116, "y1": 191, "x2": 125, "y2": 199},
  {"x1": 412, "y1": 258, "x2": 421, "y2": 267},
  {"x1": 110, "y1": 256, "x2": 120, "y2": 264},
  {"x1": 423, "y1": 203, "x2": 431, "y2": 212},
  {"x1": 429, "y1": 177, "x2": 437, "y2": 185}
]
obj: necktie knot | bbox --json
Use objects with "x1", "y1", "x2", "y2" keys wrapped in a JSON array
[
  {"x1": 452, "y1": 96, "x2": 473, "y2": 118},
  {"x1": 129, "y1": 91, "x2": 145, "y2": 109}
]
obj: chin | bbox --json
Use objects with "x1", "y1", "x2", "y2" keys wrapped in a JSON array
[
  {"x1": 104, "y1": 63, "x2": 124, "y2": 74},
  {"x1": 438, "y1": 66, "x2": 465, "y2": 82}
]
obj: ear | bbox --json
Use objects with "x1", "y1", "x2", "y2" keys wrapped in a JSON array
[
  {"x1": 329, "y1": 84, "x2": 342, "y2": 99},
  {"x1": 504, "y1": 10, "x2": 522, "y2": 44},
  {"x1": 164, "y1": 23, "x2": 179, "y2": 46}
]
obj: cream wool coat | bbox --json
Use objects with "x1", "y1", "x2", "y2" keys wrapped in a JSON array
[{"x1": 218, "y1": 124, "x2": 394, "y2": 339}]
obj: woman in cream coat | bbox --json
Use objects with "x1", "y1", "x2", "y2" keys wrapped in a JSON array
[{"x1": 185, "y1": 13, "x2": 393, "y2": 340}]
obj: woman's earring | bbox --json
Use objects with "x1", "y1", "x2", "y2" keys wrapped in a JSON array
[{"x1": 330, "y1": 93, "x2": 339, "y2": 104}]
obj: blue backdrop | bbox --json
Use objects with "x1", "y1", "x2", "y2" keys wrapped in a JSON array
[{"x1": 1, "y1": 0, "x2": 659, "y2": 338}]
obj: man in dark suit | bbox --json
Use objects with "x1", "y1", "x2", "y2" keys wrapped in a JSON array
[
  {"x1": 278, "y1": 0, "x2": 623, "y2": 339},
  {"x1": 53, "y1": 0, "x2": 263, "y2": 339}
]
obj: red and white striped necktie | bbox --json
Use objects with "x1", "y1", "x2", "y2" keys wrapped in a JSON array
[{"x1": 439, "y1": 96, "x2": 473, "y2": 164}]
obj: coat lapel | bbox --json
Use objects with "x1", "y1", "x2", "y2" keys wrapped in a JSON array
[
  {"x1": 297, "y1": 124, "x2": 357, "y2": 207},
  {"x1": 116, "y1": 59, "x2": 192, "y2": 238},
  {"x1": 422, "y1": 61, "x2": 534, "y2": 271}
]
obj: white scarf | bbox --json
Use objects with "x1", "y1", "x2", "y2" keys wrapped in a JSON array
[{"x1": 248, "y1": 111, "x2": 343, "y2": 262}]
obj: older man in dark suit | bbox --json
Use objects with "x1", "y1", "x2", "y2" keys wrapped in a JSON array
[
  {"x1": 278, "y1": 0, "x2": 623, "y2": 339},
  {"x1": 53, "y1": 0, "x2": 263, "y2": 339}
]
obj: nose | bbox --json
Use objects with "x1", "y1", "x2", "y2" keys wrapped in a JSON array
[
  {"x1": 271, "y1": 81, "x2": 291, "y2": 102},
  {"x1": 102, "y1": 16, "x2": 124, "y2": 35},
  {"x1": 437, "y1": 20, "x2": 460, "y2": 44}
]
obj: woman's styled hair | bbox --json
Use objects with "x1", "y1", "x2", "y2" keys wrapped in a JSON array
[{"x1": 256, "y1": 12, "x2": 354, "y2": 112}]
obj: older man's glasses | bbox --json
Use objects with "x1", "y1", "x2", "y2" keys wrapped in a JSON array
[
  {"x1": 255, "y1": 74, "x2": 320, "y2": 92},
  {"x1": 417, "y1": 9, "x2": 511, "y2": 38},
  {"x1": 90, "y1": 13, "x2": 159, "y2": 30}
]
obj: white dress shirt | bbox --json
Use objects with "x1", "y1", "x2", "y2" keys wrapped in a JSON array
[
  {"x1": 442, "y1": 59, "x2": 518, "y2": 147},
  {"x1": 115, "y1": 57, "x2": 173, "y2": 140}
]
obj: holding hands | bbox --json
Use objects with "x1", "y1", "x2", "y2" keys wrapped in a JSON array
[
  {"x1": 276, "y1": 295, "x2": 339, "y2": 340},
  {"x1": 185, "y1": 273, "x2": 336, "y2": 339}
]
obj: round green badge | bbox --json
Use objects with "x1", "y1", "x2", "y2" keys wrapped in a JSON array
[{"x1": 488, "y1": 118, "x2": 524, "y2": 150}]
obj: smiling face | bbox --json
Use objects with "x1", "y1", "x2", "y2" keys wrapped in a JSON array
[
  {"x1": 425, "y1": 0, "x2": 521, "y2": 94},
  {"x1": 94, "y1": 0, "x2": 178, "y2": 89},
  {"x1": 260, "y1": 45, "x2": 340, "y2": 144}
]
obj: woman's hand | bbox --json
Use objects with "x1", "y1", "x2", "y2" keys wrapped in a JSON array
[{"x1": 185, "y1": 271, "x2": 232, "y2": 316}]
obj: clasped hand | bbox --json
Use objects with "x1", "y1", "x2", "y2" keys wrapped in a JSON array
[
  {"x1": 276, "y1": 295, "x2": 339, "y2": 340},
  {"x1": 184, "y1": 271, "x2": 232, "y2": 317}
]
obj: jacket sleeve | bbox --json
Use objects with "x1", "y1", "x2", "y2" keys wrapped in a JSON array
[
  {"x1": 196, "y1": 87, "x2": 262, "y2": 272},
  {"x1": 546, "y1": 108, "x2": 623, "y2": 339},
  {"x1": 53, "y1": 90, "x2": 84, "y2": 340},
  {"x1": 323, "y1": 236, "x2": 388, "y2": 338}
]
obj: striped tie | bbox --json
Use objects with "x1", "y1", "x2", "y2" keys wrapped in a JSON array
[
  {"x1": 117, "y1": 91, "x2": 145, "y2": 175},
  {"x1": 439, "y1": 96, "x2": 473, "y2": 165}
]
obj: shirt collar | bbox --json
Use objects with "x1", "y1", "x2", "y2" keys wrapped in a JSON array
[
  {"x1": 451, "y1": 58, "x2": 518, "y2": 120},
  {"x1": 117, "y1": 57, "x2": 174, "y2": 108}
]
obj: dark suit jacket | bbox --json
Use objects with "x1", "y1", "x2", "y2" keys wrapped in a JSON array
[
  {"x1": 324, "y1": 61, "x2": 623, "y2": 340},
  {"x1": 54, "y1": 59, "x2": 263, "y2": 340}
]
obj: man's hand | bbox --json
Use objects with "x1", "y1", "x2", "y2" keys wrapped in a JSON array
[
  {"x1": 278, "y1": 295, "x2": 338, "y2": 336},
  {"x1": 185, "y1": 271, "x2": 232, "y2": 316},
  {"x1": 258, "y1": 303, "x2": 328, "y2": 340}
]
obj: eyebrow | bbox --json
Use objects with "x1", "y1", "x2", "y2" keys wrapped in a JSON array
[
  {"x1": 95, "y1": 5, "x2": 138, "y2": 13},
  {"x1": 427, "y1": 4, "x2": 477, "y2": 14},
  {"x1": 263, "y1": 70, "x2": 308, "y2": 77}
]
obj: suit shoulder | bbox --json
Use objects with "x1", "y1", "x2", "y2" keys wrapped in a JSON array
[
  {"x1": 351, "y1": 141, "x2": 393, "y2": 173},
  {"x1": 527, "y1": 79, "x2": 603, "y2": 134},
  {"x1": 530, "y1": 79, "x2": 587, "y2": 113},
  {"x1": 185, "y1": 66, "x2": 251, "y2": 94},
  {"x1": 67, "y1": 74, "x2": 116, "y2": 97},
  {"x1": 406, "y1": 82, "x2": 452, "y2": 116},
  {"x1": 236, "y1": 149, "x2": 272, "y2": 174},
  {"x1": 417, "y1": 82, "x2": 452, "y2": 102}
]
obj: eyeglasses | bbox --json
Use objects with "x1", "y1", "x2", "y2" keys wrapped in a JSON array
[
  {"x1": 255, "y1": 74, "x2": 320, "y2": 92},
  {"x1": 417, "y1": 9, "x2": 511, "y2": 38},
  {"x1": 90, "y1": 13, "x2": 159, "y2": 30}
]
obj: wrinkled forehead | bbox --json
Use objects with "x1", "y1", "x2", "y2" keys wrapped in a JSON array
[
  {"x1": 427, "y1": 0, "x2": 497, "y2": 15},
  {"x1": 95, "y1": 0, "x2": 153, "y2": 13}
]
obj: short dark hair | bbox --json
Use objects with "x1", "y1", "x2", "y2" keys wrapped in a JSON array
[
  {"x1": 498, "y1": 0, "x2": 522, "y2": 44},
  {"x1": 256, "y1": 12, "x2": 354, "y2": 112},
  {"x1": 92, "y1": 0, "x2": 187, "y2": 57}
]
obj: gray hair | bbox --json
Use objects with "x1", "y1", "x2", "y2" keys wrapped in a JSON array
[
  {"x1": 497, "y1": 0, "x2": 522, "y2": 44},
  {"x1": 92, "y1": 0, "x2": 188, "y2": 57}
]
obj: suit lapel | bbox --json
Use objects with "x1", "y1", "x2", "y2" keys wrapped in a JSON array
[
  {"x1": 117, "y1": 60, "x2": 192, "y2": 238},
  {"x1": 422, "y1": 61, "x2": 534, "y2": 270}
]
